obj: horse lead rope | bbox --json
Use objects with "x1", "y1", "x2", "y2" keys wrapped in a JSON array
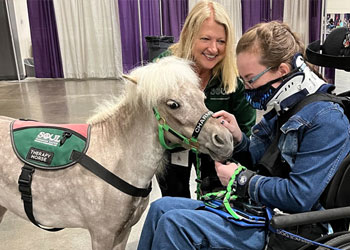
[
  {"x1": 153, "y1": 107, "x2": 213, "y2": 199},
  {"x1": 201, "y1": 165, "x2": 248, "y2": 221}
]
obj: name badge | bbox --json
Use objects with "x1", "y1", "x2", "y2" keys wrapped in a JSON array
[{"x1": 170, "y1": 150, "x2": 190, "y2": 167}]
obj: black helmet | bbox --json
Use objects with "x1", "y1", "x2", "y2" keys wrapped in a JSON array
[{"x1": 306, "y1": 27, "x2": 350, "y2": 71}]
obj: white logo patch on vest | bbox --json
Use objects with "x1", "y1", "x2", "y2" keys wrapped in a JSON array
[
  {"x1": 26, "y1": 147, "x2": 54, "y2": 164},
  {"x1": 34, "y1": 132, "x2": 61, "y2": 146}
]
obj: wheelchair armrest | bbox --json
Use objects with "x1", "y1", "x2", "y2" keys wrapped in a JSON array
[{"x1": 270, "y1": 206, "x2": 350, "y2": 229}]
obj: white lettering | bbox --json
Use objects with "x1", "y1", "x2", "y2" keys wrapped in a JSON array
[
  {"x1": 28, "y1": 148, "x2": 53, "y2": 163},
  {"x1": 194, "y1": 113, "x2": 212, "y2": 133},
  {"x1": 34, "y1": 132, "x2": 61, "y2": 146},
  {"x1": 30, "y1": 154, "x2": 47, "y2": 162},
  {"x1": 30, "y1": 149, "x2": 52, "y2": 159},
  {"x1": 37, "y1": 132, "x2": 46, "y2": 138}
]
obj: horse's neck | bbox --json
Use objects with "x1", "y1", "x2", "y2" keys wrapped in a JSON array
[{"x1": 89, "y1": 102, "x2": 164, "y2": 188}]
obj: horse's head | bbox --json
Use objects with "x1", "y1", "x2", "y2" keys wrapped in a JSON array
[{"x1": 124, "y1": 56, "x2": 233, "y2": 162}]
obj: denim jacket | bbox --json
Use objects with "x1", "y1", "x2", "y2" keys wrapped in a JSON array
[{"x1": 234, "y1": 100, "x2": 350, "y2": 213}]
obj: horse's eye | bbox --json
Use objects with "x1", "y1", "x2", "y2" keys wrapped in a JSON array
[{"x1": 166, "y1": 100, "x2": 180, "y2": 109}]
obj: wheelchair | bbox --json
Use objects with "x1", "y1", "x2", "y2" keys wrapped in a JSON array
[
  {"x1": 200, "y1": 138, "x2": 350, "y2": 249},
  {"x1": 268, "y1": 154, "x2": 350, "y2": 249}
]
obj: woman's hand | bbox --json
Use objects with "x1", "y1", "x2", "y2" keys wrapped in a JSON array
[
  {"x1": 215, "y1": 161, "x2": 239, "y2": 186},
  {"x1": 212, "y1": 110, "x2": 242, "y2": 143}
]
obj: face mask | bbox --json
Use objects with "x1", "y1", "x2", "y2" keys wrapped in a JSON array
[
  {"x1": 244, "y1": 68, "x2": 300, "y2": 110},
  {"x1": 244, "y1": 78, "x2": 280, "y2": 110}
]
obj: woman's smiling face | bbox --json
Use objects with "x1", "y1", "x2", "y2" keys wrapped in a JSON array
[{"x1": 192, "y1": 15, "x2": 226, "y2": 73}]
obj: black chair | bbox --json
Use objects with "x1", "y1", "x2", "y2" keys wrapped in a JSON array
[{"x1": 270, "y1": 154, "x2": 350, "y2": 249}]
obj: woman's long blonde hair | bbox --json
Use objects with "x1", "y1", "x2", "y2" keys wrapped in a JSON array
[{"x1": 169, "y1": 0, "x2": 238, "y2": 93}]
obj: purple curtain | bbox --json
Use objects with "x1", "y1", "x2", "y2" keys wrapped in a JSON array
[
  {"x1": 161, "y1": 0, "x2": 188, "y2": 42},
  {"x1": 241, "y1": 0, "x2": 270, "y2": 33},
  {"x1": 309, "y1": 0, "x2": 322, "y2": 42},
  {"x1": 241, "y1": 0, "x2": 284, "y2": 32},
  {"x1": 118, "y1": 0, "x2": 142, "y2": 73},
  {"x1": 118, "y1": 0, "x2": 186, "y2": 72},
  {"x1": 325, "y1": 68, "x2": 335, "y2": 84},
  {"x1": 271, "y1": 0, "x2": 284, "y2": 21},
  {"x1": 140, "y1": 0, "x2": 161, "y2": 62},
  {"x1": 27, "y1": 0, "x2": 63, "y2": 78}
]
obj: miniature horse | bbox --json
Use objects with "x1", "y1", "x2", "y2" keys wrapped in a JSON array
[{"x1": 0, "y1": 56, "x2": 233, "y2": 249}]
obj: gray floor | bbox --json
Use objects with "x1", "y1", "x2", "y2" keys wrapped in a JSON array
[{"x1": 0, "y1": 69, "x2": 349, "y2": 250}]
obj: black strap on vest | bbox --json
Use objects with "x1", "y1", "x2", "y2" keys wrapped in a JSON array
[
  {"x1": 18, "y1": 164, "x2": 63, "y2": 231},
  {"x1": 257, "y1": 118, "x2": 289, "y2": 177},
  {"x1": 71, "y1": 150, "x2": 152, "y2": 197},
  {"x1": 18, "y1": 151, "x2": 152, "y2": 232},
  {"x1": 257, "y1": 93, "x2": 344, "y2": 177}
]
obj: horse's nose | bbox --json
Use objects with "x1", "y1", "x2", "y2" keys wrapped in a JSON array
[{"x1": 212, "y1": 133, "x2": 232, "y2": 147}]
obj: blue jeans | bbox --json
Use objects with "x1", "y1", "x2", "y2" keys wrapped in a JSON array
[{"x1": 137, "y1": 197, "x2": 266, "y2": 250}]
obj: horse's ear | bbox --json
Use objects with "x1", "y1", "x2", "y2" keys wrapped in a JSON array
[{"x1": 122, "y1": 74, "x2": 137, "y2": 85}]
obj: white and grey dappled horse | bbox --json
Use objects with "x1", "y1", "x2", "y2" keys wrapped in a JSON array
[{"x1": 0, "y1": 56, "x2": 233, "y2": 250}]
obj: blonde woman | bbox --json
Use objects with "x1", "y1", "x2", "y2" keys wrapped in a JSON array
[{"x1": 156, "y1": 0, "x2": 256, "y2": 198}]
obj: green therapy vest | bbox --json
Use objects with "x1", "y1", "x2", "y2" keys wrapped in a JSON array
[{"x1": 11, "y1": 120, "x2": 90, "y2": 169}]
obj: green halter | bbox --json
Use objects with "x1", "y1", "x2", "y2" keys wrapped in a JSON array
[
  {"x1": 153, "y1": 107, "x2": 199, "y2": 151},
  {"x1": 153, "y1": 107, "x2": 213, "y2": 198}
]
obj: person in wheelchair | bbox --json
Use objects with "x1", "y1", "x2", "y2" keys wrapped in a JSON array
[{"x1": 137, "y1": 22, "x2": 350, "y2": 250}]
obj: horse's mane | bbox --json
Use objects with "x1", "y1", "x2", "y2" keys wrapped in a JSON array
[
  {"x1": 125, "y1": 56, "x2": 200, "y2": 107},
  {"x1": 88, "y1": 56, "x2": 200, "y2": 124}
]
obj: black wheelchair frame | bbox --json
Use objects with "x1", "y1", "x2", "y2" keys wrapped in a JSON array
[{"x1": 269, "y1": 154, "x2": 350, "y2": 249}]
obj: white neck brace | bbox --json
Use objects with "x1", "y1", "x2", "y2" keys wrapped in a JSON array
[{"x1": 266, "y1": 56, "x2": 326, "y2": 113}]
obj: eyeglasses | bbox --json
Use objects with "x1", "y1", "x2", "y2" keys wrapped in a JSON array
[{"x1": 240, "y1": 66, "x2": 272, "y2": 86}]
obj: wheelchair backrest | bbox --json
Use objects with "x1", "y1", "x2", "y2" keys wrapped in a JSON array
[{"x1": 320, "y1": 154, "x2": 350, "y2": 231}]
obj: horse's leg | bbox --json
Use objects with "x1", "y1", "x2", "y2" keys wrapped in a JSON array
[
  {"x1": 89, "y1": 229, "x2": 115, "y2": 250},
  {"x1": 0, "y1": 205, "x2": 7, "y2": 224},
  {"x1": 89, "y1": 227, "x2": 131, "y2": 250},
  {"x1": 112, "y1": 228, "x2": 131, "y2": 250}
]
